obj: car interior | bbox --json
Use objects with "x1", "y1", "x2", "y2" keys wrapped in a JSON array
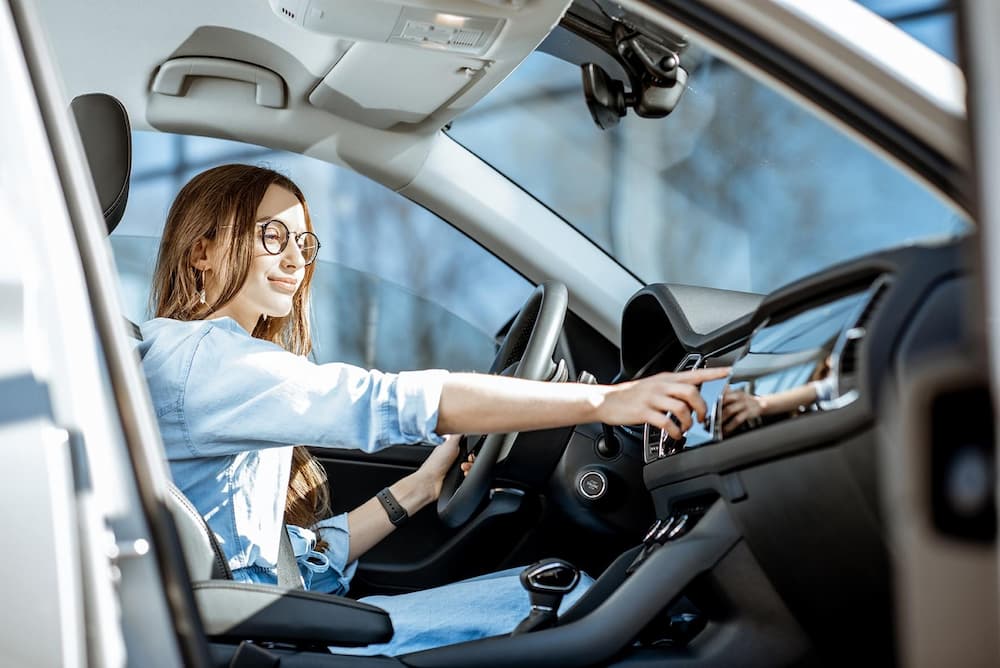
[{"x1": 20, "y1": 0, "x2": 995, "y2": 666}]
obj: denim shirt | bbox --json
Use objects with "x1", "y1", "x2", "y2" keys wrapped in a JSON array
[{"x1": 138, "y1": 317, "x2": 447, "y2": 592}]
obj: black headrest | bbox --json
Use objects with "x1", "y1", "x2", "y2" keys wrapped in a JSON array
[{"x1": 71, "y1": 93, "x2": 131, "y2": 234}]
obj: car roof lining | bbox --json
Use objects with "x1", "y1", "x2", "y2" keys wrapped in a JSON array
[{"x1": 38, "y1": 0, "x2": 967, "y2": 205}]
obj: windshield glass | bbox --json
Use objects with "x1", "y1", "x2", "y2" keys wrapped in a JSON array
[{"x1": 449, "y1": 31, "x2": 967, "y2": 295}]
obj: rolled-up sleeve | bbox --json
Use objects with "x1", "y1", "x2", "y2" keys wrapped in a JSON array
[
  {"x1": 392, "y1": 371, "x2": 448, "y2": 445},
  {"x1": 287, "y1": 514, "x2": 359, "y2": 595},
  {"x1": 179, "y1": 325, "x2": 448, "y2": 457}
]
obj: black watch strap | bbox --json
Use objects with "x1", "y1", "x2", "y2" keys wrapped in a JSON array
[{"x1": 377, "y1": 487, "x2": 409, "y2": 527}]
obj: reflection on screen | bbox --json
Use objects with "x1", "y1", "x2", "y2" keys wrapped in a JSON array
[
  {"x1": 719, "y1": 290, "x2": 867, "y2": 436},
  {"x1": 684, "y1": 377, "x2": 728, "y2": 448}
]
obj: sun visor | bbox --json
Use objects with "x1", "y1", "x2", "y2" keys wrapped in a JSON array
[
  {"x1": 266, "y1": 0, "x2": 572, "y2": 130},
  {"x1": 308, "y1": 43, "x2": 487, "y2": 129}
]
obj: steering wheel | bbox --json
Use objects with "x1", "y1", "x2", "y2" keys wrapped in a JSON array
[{"x1": 436, "y1": 281, "x2": 569, "y2": 528}]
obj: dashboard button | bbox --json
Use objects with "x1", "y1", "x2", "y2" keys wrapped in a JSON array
[
  {"x1": 646, "y1": 440, "x2": 661, "y2": 462},
  {"x1": 577, "y1": 469, "x2": 608, "y2": 500},
  {"x1": 642, "y1": 518, "x2": 665, "y2": 543}
]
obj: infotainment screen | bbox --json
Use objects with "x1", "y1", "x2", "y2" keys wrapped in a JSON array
[{"x1": 643, "y1": 284, "x2": 881, "y2": 464}]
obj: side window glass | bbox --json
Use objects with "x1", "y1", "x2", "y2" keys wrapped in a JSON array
[{"x1": 112, "y1": 132, "x2": 533, "y2": 372}]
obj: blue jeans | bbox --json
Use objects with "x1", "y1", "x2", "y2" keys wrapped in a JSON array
[{"x1": 332, "y1": 567, "x2": 595, "y2": 656}]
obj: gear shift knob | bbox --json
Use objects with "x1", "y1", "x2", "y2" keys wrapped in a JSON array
[
  {"x1": 513, "y1": 558, "x2": 580, "y2": 635},
  {"x1": 521, "y1": 558, "x2": 580, "y2": 598}
]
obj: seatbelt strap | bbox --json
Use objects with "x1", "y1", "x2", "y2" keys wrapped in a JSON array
[{"x1": 278, "y1": 523, "x2": 304, "y2": 590}]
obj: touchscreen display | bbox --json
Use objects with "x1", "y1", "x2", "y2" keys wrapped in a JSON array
[
  {"x1": 643, "y1": 372, "x2": 727, "y2": 462},
  {"x1": 643, "y1": 289, "x2": 872, "y2": 464}
]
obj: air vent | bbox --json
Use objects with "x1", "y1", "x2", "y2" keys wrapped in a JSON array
[
  {"x1": 677, "y1": 353, "x2": 702, "y2": 372},
  {"x1": 837, "y1": 278, "x2": 890, "y2": 388}
]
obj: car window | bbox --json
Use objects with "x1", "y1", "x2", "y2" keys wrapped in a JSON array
[
  {"x1": 448, "y1": 46, "x2": 968, "y2": 295},
  {"x1": 856, "y1": 0, "x2": 956, "y2": 61},
  {"x1": 112, "y1": 132, "x2": 533, "y2": 372}
]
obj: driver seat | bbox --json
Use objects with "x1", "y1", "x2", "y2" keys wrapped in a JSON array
[{"x1": 71, "y1": 92, "x2": 394, "y2": 648}]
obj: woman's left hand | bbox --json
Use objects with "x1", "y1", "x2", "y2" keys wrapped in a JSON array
[{"x1": 460, "y1": 452, "x2": 475, "y2": 476}]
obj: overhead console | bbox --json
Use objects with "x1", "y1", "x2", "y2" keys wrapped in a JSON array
[{"x1": 269, "y1": 0, "x2": 509, "y2": 55}]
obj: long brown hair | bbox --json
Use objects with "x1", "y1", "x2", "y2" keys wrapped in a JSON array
[{"x1": 151, "y1": 164, "x2": 332, "y2": 536}]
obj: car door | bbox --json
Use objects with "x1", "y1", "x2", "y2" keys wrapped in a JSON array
[
  {"x1": 881, "y1": 0, "x2": 1000, "y2": 665},
  {"x1": 2, "y1": 1, "x2": 208, "y2": 665}
]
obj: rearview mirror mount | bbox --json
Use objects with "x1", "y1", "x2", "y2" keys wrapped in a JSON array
[{"x1": 582, "y1": 63, "x2": 627, "y2": 130}]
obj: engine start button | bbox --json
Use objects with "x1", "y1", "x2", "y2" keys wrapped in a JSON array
[{"x1": 578, "y1": 470, "x2": 608, "y2": 500}]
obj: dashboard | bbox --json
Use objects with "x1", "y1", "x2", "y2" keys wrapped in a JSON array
[
  {"x1": 529, "y1": 236, "x2": 978, "y2": 663},
  {"x1": 552, "y1": 238, "x2": 970, "y2": 534},
  {"x1": 615, "y1": 238, "x2": 970, "y2": 485},
  {"x1": 600, "y1": 237, "x2": 972, "y2": 659}
]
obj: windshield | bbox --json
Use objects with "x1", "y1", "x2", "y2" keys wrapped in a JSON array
[{"x1": 448, "y1": 24, "x2": 967, "y2": 295}]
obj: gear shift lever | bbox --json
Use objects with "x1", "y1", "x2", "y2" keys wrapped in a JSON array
[{"x1": 512, "y1": 558, "x2": 580, "y2": 635}]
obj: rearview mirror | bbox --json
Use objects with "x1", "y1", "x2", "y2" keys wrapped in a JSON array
[{"x1": 582, "y1": 62, "x2": 689, "y2": 131}]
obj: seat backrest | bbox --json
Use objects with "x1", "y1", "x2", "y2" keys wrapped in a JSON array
[{"x1": 166, "y1": 483, "x2": 234, "y2": 581}]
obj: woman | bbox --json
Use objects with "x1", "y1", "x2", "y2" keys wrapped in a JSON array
[{"x1": 139, "y1": 164, "x2": 726, "y2": 655}]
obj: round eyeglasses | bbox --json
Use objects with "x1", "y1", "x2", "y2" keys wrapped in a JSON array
[{"x1": 258, "y1": 220, "x2": 321, "y2": 266}]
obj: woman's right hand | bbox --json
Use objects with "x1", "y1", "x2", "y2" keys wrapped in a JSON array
[
  {"x1": 596, "y1": 368, "x2": 730, "y2": 440},
  {"x1": 720, "y1": 388, "x2": 763, "y2": 435}
]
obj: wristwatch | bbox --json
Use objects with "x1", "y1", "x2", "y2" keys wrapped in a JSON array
[{"x1": 376, "y1": 487, "x2": 409, "y2": 527}]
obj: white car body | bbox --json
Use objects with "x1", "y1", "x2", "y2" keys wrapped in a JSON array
[{"x1": 0, "y1": 0, "x2": 995, "y2": 665}]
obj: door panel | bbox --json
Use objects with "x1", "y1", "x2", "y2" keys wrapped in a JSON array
[{"x1": 312, "y1": 446, "x2": 545, "y2": 598}]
